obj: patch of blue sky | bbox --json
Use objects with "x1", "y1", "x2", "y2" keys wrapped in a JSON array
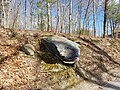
[{"x1": 19, "y1": 0, "x2": 117, "y2": 36}]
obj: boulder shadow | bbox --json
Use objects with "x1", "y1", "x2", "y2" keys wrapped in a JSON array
[
  {"x1": 74, "y1": 37, "x2": 120, "y2": 89},
  {"x1": 38, "y1": 42, "x2": 75, "y2": 67},
  {"x1": 38, "y1": 43, "x2": 61, "y2": 64}
]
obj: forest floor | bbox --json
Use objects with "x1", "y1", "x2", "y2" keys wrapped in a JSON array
[{"x1": 0, "y1": 28, "x2": 120, "y2": 90}]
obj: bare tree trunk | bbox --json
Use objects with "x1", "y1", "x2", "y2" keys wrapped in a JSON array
[
  {"x1": 64, "y1": 3, "x2": 68, "y2": 34},
  {"x1": 37, "y1": 0, "x2": 43, "y2": 30},
  {"x1": 24, "y1": 0, "x2": 27, "y2": 29},
  {"x1": 107, "y1": 20, "x2": 109, "y2": 36},
  {"x1": 2, "y1": 0, "x2": 6, "y2": 28},
  {"x1": 78, "y1": 0, "x2": 82, "y2": 36},
  {"x1": 110, "y1": 20, "x2": 113, "y2": 38},
  {"x1": 116, "y1": 24, "x2": 119, "y2": 38},
  {"x1": 93, "y1": 0, "x2": 96, "y2": 37},
  {"x1": 69, "y1": 0, "x2": 73, "y2": 34},
  {"x1": 62, "y1": 0, "x2": 65, "y2": 33},
  {"x1": 56, "y1": 0, "x2": 60, "y2": 33},
  {"x1": 103, "y1": 0, "x2": 108, "y2": 38},
  {"x1": 40, "y1": 10, "x2": 43, "y2": 31},
  {"x1": 30, "y1": 0, "x2": 33, "y2": 30},
  {"x1": 12, "y1": 0, "x2": 21, "y2": 29},
  {"x1": 45, "y1": 15, "x2": 47, "y2": 31},
  {"x1": 33, "y1": 15, "x2": 36, "y2": 29},
  {"x1": 60, "y1": 1, "x2": 63, "y2": 33},
  {"x1": 47, "y1": 2, "x2": 50, "y2": 31},
  {"x1": 50, "y1": 5, "x2": 52, "y2": 31},
  {"x1": 5, "y1": 1, "x2": 11, "y2": 28},
  {"x1": 109, "y1": 19, "x2": 117, "y2": 38},
  {"x1": 37, "y1": 12, "x2": 40, "y2": 29},
  {"x1": 83, "y1": 0, "x2": 90, "y2": 35},
  {"x1": 85, "y1": 13, "x2": 90, "y2": 35}
]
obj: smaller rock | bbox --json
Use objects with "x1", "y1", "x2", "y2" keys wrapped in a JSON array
[
  {"x1": 106, "y1": 42, "x2": 111, "y2": 46},
  {"x1": 22, "y1": 44, "x2": 35, "y2": 56}
]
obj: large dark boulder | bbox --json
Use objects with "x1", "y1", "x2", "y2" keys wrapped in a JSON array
[{"x1": 41, "y1": 35, "x2": 80, "y2": 64}]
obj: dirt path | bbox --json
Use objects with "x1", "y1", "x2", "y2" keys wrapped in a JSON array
[{"x1": 71, "y1": 68, "x2": 120, "y2": 90}]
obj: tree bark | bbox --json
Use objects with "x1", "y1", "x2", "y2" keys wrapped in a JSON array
[
  {"x1": 83, "y1": 0, "x2": 90, "y2": 34},
  {"x1": 50, "y1": 5, "x2": 52, "y2": 31},
  {"x1": 37, "y1": 0, "x2": 43, "y2": 30},
  {"x1": 103, "y1": 0, "x2": 108, "y2": 38},
  {"x1": 30, "y1": 0, "x2": 33, "y2": 30},
  {"x1": 69, "y1": 0, "x2": 73, "y2": 34},
  {"x1": 2, "y1": 0, "x2": 6, "y2": 28},
  {"x1": 78, "y1": 0, "x2": 82, "y2": 36},
  {"x1": 56, "y1": 0, "x2": 60, "y2": 33},
  {"x1": 93, "y1": 0, "x2": 96, "y2": 37},
  {"x1": 24, "y1": 0, "x2": 27, "y2": 29},
  {"x1": 12, "y1": 0, "x2": 21, "y2": 29},
  {"x1": 47, "y1": 2, "x2": 50, "y2": 31}
]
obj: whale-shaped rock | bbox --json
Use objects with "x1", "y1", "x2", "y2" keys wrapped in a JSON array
[{"x1": 41, "y1": 35, "x2": 80, "y2": 64}]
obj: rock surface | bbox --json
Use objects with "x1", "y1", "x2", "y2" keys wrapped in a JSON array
[
  {"x1": 41, "y1": 35, "x2": 80, "y2": 64},
  {"x1": 22, "y1": 44, "x2": 35, "y2": 56}
]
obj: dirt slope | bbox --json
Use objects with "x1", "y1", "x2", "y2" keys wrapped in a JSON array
[{"x1": 0, "y1": 28, "x2": 120, "y2": 90}]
